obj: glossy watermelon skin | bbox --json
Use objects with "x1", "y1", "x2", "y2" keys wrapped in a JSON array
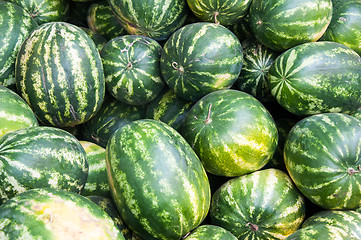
[
  {"x1": 180, "y1": 89, "x2": 278, "y2": 177},
  {"x1": 285, "y1": 225, "x2": 354, "y2": 240},
  {"x1": 248, "y1": 0, "x2": 332, "y2": 52},
  {"x1": 185, "y1": 225, "x2": 237, "y2": 240},
  {"x1": 0, "y1": 85, "x2": 38, "y2": 138},
  {"x1": 15, "y1": 21, "x2": 105, "y2": 128},
  {"x1": 101, "y1": 35, "x2": 165, "y2": 105},
  {"x1": 160, "y1": 22, "x2": 243, "y2": 102},
  {"x1": 146, "y1": 88, "x2": 194, "y2": 130},
  {"x1": 79, "y1": 95, "x2": 146, "y2": 148},
  {"x1": 87, "y1": 195, "x2": 133, "y2": 240},
  {"x1": 0, "y1": 126, "x2": 88, "y2": 205},
  {"x1": 87, "y1": 2, "x2": 126, "y2": 41},
  {"x1": 0, "y1": 188, "x2": 125, "y2": 240},
  {"x1": 301, "y1": 210, "x2": 361, "y2": 239},
  {"x1": 186, "y1": 0, "x2": 252, "y2": 26},
  {"x1": 80, "y1": 141, "x2": 110, "y2": 198},
  {"x1": 106, "y1": 119, "x2": 211, "y2": 240},
  {"x1": 322, "y1": 0, "x2": 361, "y2": 55},
  {"x1": 284, "y1": 113, "x2": 361, "y2": 209},
  {"x1": 268, "y1": 41, "x2": 361, "y2": 116},
  {"x1": 6, "y1": 0, "x2": 69, "y2": 24},
  {"x1": 210, "y1": 168, "x2": 306, "y2": 239},
  {"x1": 235, "y1": 38, "x2": 279, "y2": 104},
  {"x1": 108, "y1": 0, "x2": 188, "y2": 41},
  {"x1": 0, "y1": 1, "x2": 38, "y2": 89}
]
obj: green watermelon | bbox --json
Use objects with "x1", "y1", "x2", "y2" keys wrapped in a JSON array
[
  {"x1": 100, "y1": 35, "x2": 165, "y2": 105},
  {"x1": 0, "y1": 1, "x2": 38, "y2": 89},
  {"x1": 108, "y1": 0, "x2": 188, "y2": 41},
  {"x1": 285, "y1": 225, "x2": 354, "y2": 240},
  {"x1": 322, "y1": 0, "x2": 361, "y2": 55},
  {"x1": 210, "y1": 168, "x2": 306, "y2": 239},
  {"x1": 301, "y1": 210, "x2": 361, "y2": 239},
  {"x1": 160, "y1": 22, "x2": 243, "y2": 102},
  {"x1": 79, "y1": 95, "x2": 146, "y2": 148},
  {"x1": 186, "y1": 0, "x2": 252, "y2": 25},
  {"x1": 180, "y1": 89, "x2": 278, "y2": 177},
  {"x1": 0, "y1": 126, "x2": 88, "y2": 204},
  {"x1": 87, "y1": 2, "x2": 126, "y2": 41},
  {"x1": 106, "y1": 119, "x2": 210, "y2": 240},
  {"x1": 6, "y1": 0, "x2": 69, "y2": 24},
  {"x1": 234, "y1": 38, "x2": 279, "y2": 104},
  {"x1": 15, "y1": 21, "x2": 105, "y2": 128},
  {"x1": 248, "y1": 0, "x2": 332, "y2": 52},
  {"x1": 268, "y1": 41, "x2": 361, "y2": 116},
  {"x1": 184, "y1": 225, "x2": 237, "y2": 240},
  {"x1": 0, "y1": 85, "x2": 38, "y2": 138},
  {"x1": 0, "y1": 188, "x2": 125, "y2": 239},
  {"x1": 80, "y1": 141, "x2": 110, "y2": 198},
  {"x1": 80, "y1": 27, "x2": 108, "y2": 52},
  {"x1": 284, "y1": 113, "x2": 361, "y2": 209},
  {"x1": 145, "y1": 87, "x2": 194, "y2": 130},
  {"x1": 87, "y1": 195, "x2": 133, "y2": 239}
]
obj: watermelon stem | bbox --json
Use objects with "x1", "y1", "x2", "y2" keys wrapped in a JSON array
[
  {"x1": 347, "y1": 165, "x2": 361, "y2": 175},
  {"x1": 204, "y1": 104, "x2": 212, "y2": 124},
  {"x1": 246, "y1": 222, "x2": 259, "y2": 232},
  {"x1": 172, "y1": 62, "x2": 184, "y2": 74},
  {"x1": 127, "y1": 62, "x2": 133, "y2": 70},
  {"x1": 214, "y1": 12, "x2": 220, "y2": 25}
]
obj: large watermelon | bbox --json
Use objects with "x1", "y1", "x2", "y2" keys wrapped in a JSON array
[
  {"x1": 15, "y1": 21, "x2": 105, "y2": 128},
  {"x1": 0, "y1": 85, "x2": 38, "y2": 138},
  {"x1": 284, "y1": 113, "x2": 361, "y2": 209},
  {"x1": 100, "y1": 34, "x2": 165, "y2": 105},
  {"x1": 184, "y1": 225, "x2": 238, "y2": 240},
  {"x1": 322, "y1": 0, "x2": 361, "y2": 55},
  {"x1": 106, "y1": 119, "x2": 211, "y2": 240},
  {"x1": 0, "y1": 188, "x2": 125, "y2": 239},
  {"x1": 268, "y1": 41, "x2": 361, "y2": 116},
  {"x1": 0, "y1": 1, "x2": 38, "y2": 89},
  {"x1": 180, "y1": 89, "x2": 278, "y2": 177},
  {"x1": 160, "y1": 22, "x2": 243, "y2": 102},
  {"x1": 210, "y1": 168, "x2": 306, "y2": 239},
  {"x1": 0, "y1": 126, "x2": 88, "y2": 204},
  {"x1": 108, "y1": 0, "x2": 188, "y2": 41},
  {"x1": 248, "y1": 0, "x2": 332, "y2": 52}
]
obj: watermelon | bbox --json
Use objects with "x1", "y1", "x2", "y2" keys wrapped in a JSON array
[
  {"x1": 79, "y1": 95, "x2": 146, "y2": 148},
  {"x1": 210, "y1": 168, "x2": 306, "y2": 239},
  {"x1": 100, "y1": 35, "x2": 165, "y2": 105},
  {"x1": 0, "y1": 85, "x2": 38, "y2": 138},
  {"x1": 268, "y1": 41, "x2": 361, "y2": 116},
  {"x1": 184, "y1": 225, "x2": 237, "y2": 240},
  {"x1": 80, "y1": 27, "x2": 108, "y2": 52},
  {"x1": 0, "y1": 188, "x2": 125, "y2": 239},
  {"x1": 0, "y1": 1, "x2": 38, "y2": 89},
  {"x1": 6, "y1": 0, "x2": 70, "y2": 24},
  {"x1": 180, "y1": 89, "x2": 278, "y2": 177},
  {"x1": 186, "y1": 0, "x2": 252, "y2": 26},
  {"x1": 234, "y1": 38, "x2": 279, "y2": 104},
  {"x1": 285, "y1": 225, "x2": 354, "y2": 240},
  {"x1": 284, "y1": 113, "x2": 361, "y2": 209},
  {"x1": 80, "y1": 141, "x2": 110, "y2": 198},
  {"x1": 108, "y1": 0, "x2": 188, "y2": 41},
  {"x1": 301, "y1": 210, "x2": 361, "y2": 239},
  {"x1": 15, "y1": 21, "x2": 105, "y2": 128},
  {"x1": 106, "y1": 119, "x2": 211, "y2": 240},
  {"x1": 248, "y1": 0, "x2": 332, "y2": 52},
  {"x1": 160, "y1": 22, "x2": 243, "y2": 102},
  {"x1": 322, "y1": 0, "x2": 361, "y2": 55},
  {"x1": 145, "y1": 87, "x2": 194, "y2": 130},
  {"x1": 0, "y1": 126, "x2": 88, "y2": 204},
  {"x1": 87, "y1": 195, "x2": 133, "y2": 239},
  {"x1": 87, "y1": 2, "x2": 126, "y2": 41}
]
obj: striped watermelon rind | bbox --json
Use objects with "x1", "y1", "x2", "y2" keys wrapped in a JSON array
[
  {"x1": 0, "y1": 85, "x2": 38, "y2": 138},
  {"x1": 15, "y1": 21, "x2": 105, "y2": 128},
  {"x1": 106, "y1": 119, "x2": 211, "y2": 240},
  {"x1": 184, "y1": 225, "x2": 238, "y2": 240},
  {"x1": 284, "y1": 113, "x2": 361, "y2": 209}
]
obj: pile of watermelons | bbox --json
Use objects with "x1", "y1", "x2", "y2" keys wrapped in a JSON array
[{"x1": 1, "y1": 0, "x2": 361, "y2": 239}]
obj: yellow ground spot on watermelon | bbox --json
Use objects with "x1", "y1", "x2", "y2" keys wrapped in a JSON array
[
  {"x1": 30, "y1": 200, "x2": 120, "y2": 240},
  {"x1": 209, "y1": 73, "x2": 233, "y2": 88}
]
